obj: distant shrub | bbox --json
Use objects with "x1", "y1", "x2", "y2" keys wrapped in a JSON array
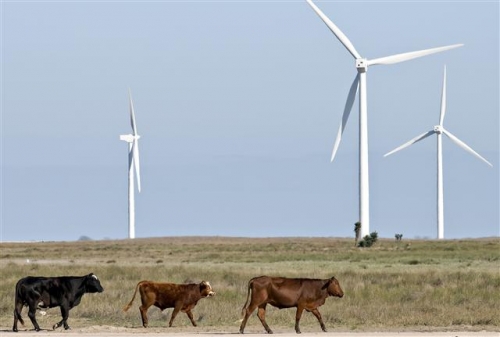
[
  {"x1": 358, "y1": 231, "x2": 378, "y2": 248},
  {"x1": 354, "y1": 222, "x2": 361, "y2": 246}
]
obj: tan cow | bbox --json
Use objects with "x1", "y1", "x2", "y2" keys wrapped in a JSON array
[
  {"x1": 239, "y1": 276, "x2": 343, "y2": 334},
  {"x1": 123, "y1": 280, "x2": 215, "y2": 328}
]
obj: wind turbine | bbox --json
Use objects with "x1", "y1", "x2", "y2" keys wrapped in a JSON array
[
  {"x1": 384, "y1": 66, "x2": 492, "y2": 239},
  {"x1": 306, "y1": 0, "x2": 463, "y2": 237},
  {"x1": 119, "y1": 90, "x2": 141, "y2": 239}
]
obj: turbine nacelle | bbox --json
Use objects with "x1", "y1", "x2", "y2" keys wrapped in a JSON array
[{"x1": 120, "y1": 134, "x2": 141, "y2": 143}]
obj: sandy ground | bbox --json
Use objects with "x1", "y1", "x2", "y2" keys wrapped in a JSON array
[
  {"x1": 2, "y1": 333, "x2": 499, "y2": 337},
  {"x1": 1, "y1": 326, "x2": 498, "y2": 337}
]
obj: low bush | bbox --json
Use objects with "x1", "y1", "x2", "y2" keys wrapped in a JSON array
[{"x1": 358, "y1": 232, "x2": 379, "y2": 247}]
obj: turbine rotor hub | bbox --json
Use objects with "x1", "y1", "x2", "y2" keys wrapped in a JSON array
[
  {"x1": 356, "y1": 58, "x2": 368, "y2": 72},
  {"x1": 433, "y1": 125, "x2": 443, "y2": 134}
]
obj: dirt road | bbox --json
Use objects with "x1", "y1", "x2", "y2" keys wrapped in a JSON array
[{"x1": 1, "y1": 326, "x2": 498, "y2": 337}]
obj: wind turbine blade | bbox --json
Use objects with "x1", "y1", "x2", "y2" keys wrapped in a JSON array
[
  {"x1": 442, "y1": 129, "x2": 493, "y2": 167},
  {"x1": 306, "y1": 0, "x2": 361, "y2": 60},
  {"x1": 367, "y1": 44, "x2": 463, "y2": 66},
  {"x1": 439, "y1": 66, "x2": 447, "y2": 126},
  {"x1": 132, "y1": 140, "x2": 141, "y2": 192},
  {"x1": 129, "y1": 90, "x2": 138, "y2": 135},
  {"x1": 331, "y1": 74, "x2": 359, "y2": 162},
  {"x1": 384, "y1": 130, "x2": 435, "y2": 157}
]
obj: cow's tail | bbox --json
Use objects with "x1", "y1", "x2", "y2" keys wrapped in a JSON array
[
  {"x1": 122, "y1": 281, "x2": 142, "y2": 312},
  {"x1": 240, "y1": 278, "x2": 254, "y2": 318},
  {"x1": 14, "y1": 282, "x2": 25, "y2": 326}
]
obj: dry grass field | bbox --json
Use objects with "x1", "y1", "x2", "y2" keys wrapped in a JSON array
[{"x1": 0, "y1": 237, "x2": 499, "y2": 333}]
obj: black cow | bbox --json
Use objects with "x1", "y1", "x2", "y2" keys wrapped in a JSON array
[{"x1": 13, "y1": 273, "x2": 104, "y2": 332}]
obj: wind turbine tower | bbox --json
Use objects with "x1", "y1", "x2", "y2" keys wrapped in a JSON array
[
  {"x1": 306, "y1": 0, "x2": 463, "y2": 237},
  {"x1": 120, "y1": 90, "x2": 142, "y2": 239},
  {"x1": 384, "y1": 66, "x2": 492, "y2": 239}
]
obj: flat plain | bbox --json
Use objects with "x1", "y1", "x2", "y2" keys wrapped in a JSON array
[{"x1": 0, "y1": 237, "x2": 499, "y2": 334}]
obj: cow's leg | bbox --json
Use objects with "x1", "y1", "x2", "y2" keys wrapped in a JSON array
[
  {"x1": 139, "y1": 305, "x2": 150, "y2": 328},
  {"x1": 53, "y1": 306, "x2": 70, "y2": 330},
  {"x1": 27, "y1": 304, "x2": 41, "y2": 332},
  {"x1": 310, "y1": 308, "x2": 327, "y2": 332},
  {"x1": 185, "y1": 309, "x2": 197, "y2": 327},
  {"x1": 168, "y1": 304, "x2": 182, "y2": 327},
  {"x1": 62, "y1": 306, "x2": 71, "y2": 330},
  {"x1": 294, "y1": 306, "x2": 305, "y2": 334},
  {"x1": 257, "y1": 304, "x2": 273, "y2": 334},
  {"x1": 239, "y1": 302, "x2": 258, "y2": 334},
  {"x1": 13, "y1": 308, "x2": 19, "y2": 332}
]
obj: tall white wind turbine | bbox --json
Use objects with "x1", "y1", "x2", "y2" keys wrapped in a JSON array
[
  {"x1": 306, "y1": 0, "x2": 463, "y2": 237},
  {"x1": 384, "y1": 66, "x2": 492, "y2": 239},
  {"x1": 119, "y1": 90, "x2": 141, "y2": 239}
]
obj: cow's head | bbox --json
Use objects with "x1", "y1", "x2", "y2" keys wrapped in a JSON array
[
  {"x1": 85, "y1": 273, "x2": 104, "y2": 293},
  {"x1": 324, "y1": 276, "x2": 343, "y2": 298},
  {"x1": 199, "y1": 281, "x2": 216, "y2": 297}
]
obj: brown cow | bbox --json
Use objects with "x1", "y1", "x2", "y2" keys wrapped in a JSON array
[
  {"x1": 123, "y1": 280, "x2": 215, "y2": 328},
  {"x1": 239, "y1": 276, "x2": 343, "y2": 334}
]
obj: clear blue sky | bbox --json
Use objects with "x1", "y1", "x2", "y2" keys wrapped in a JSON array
[{"x1": 1, "y1": 1, "x2": 498, "y2": 242}]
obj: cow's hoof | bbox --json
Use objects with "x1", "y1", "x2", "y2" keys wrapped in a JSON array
[{"x1": 12, "y1": 328, "x2": 18, "y2": 333}]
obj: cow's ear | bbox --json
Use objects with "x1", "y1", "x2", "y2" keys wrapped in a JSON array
[{"x1": 322, "y1": 279, "x2": 332, "y2": 290}]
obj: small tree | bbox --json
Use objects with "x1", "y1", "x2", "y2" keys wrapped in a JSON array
[
  {"x1": 354, "y1": 222, "x2": 361, "y2": 246},
  {"x1": 358, "y1": 231, "x2": 378, "y2": 248},
  {"x1": 395, "y1": 234, "x2": 403, "y2": 241}
]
